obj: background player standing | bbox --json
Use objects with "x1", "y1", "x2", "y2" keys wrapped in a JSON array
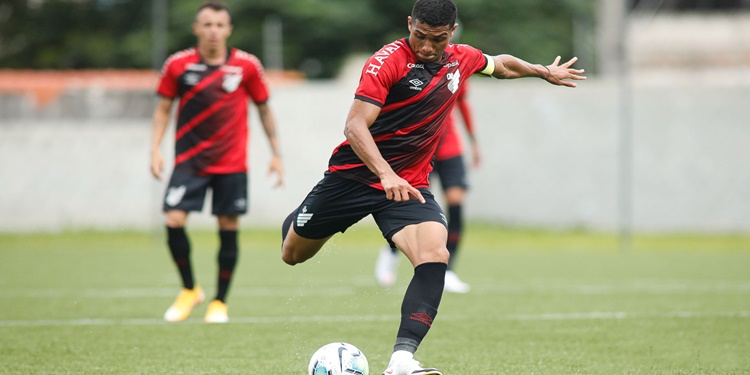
[
  {"x1": 281, "y1": 0, "x2": 585, "y2": 373},
  {"x1": 375, "y1": 79, "x2": 479, "y2": 293},
  {"x1": 150, "y1": 0, "x2": 284, "y2": 323}
]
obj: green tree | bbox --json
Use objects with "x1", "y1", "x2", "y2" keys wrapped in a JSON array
[{"x1": 0, "y1": 0, "x2": 595, "y2": 78}]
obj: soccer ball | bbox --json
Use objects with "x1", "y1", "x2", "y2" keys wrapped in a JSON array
[{"x1": 308, "y1": 342, "x2": 369, "y2": 375}]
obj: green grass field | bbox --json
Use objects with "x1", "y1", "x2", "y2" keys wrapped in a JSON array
[{"x1": 1, "y1": 225, "x2": 749, "y2": 374}]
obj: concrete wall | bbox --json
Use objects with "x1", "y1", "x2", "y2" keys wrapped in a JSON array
[{"x1": 1, "y1": 76, "x2": 748, "y2": 233}]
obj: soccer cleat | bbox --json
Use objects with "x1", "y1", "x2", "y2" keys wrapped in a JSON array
[
  {"x1": 163, "y1": 286, "x2": 205, "y2": 322},
  {"x1": 204, "y1": 299, "x2": 229, "y2": 323},
  {"x1": 444, "y1": 270, "x2": 470, "y2": 294},
  {"x1": 382, "y1": 351, "x2": 442, "y2": 375},
  {"x1": 375, "y1": 245, "x2": 400, "y2": 287}
]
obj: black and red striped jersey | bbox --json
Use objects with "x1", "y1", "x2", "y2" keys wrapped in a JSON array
[
  {"x1": 435, "y1": 80, "x2": 470, "y2": 161},
  {"x1": 327, "y1": 38, "x2": 487, "y2": 190},
  {"x1": 157, "y1": 47, "x2": 270, "y2": 175}
]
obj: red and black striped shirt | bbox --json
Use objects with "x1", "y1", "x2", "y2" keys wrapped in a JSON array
[
  {"x1": 157, "y1": 48, "x2": 269, "y2": 175},
  {"x1": 327, "y1": 38, "x2": 486, "y2": 190}
]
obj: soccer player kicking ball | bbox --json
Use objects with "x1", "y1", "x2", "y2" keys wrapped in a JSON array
[{"x1": 281, "y1": 0, "x2": 585, "y2": 373}]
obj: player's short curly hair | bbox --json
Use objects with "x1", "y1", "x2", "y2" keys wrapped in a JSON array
[
  {"x1": 199, "y1": 0, "x2": 229, "y2": 14},
  {"x1": 411, "y1": 0, "x2": 457, "y2": 28}
]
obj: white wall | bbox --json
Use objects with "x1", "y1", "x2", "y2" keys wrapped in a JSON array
[{"x1": 1, "y1": 76, "x2": 748, "y2": 233}]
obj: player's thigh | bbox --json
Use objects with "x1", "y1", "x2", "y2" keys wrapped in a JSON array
[
  {"x1": 281, "y1": 227, "x2": 332, "y2": 265},
  {"x1": 392, "y1": 221, "x2": 449, "y2": 267},
  {"x1": 282, "y1": 173, "x2": 374, "y2": 263},
  {"x1": 210, "y1": 172, "x2": 248, "y2": 216},
  {"x1": 290, "y1": 173, "x2": 374, "y2": 240},
  {"x1": 372, "y1": 188, "x2": 449, "y2": 264},
  {"x1": 163, "y1": 169, "x2": 211, "y2": 213}
]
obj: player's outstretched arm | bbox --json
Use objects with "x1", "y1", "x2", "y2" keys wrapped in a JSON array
[{"x1": 490, "y1": 54, "x2": 586, "y2": 88}]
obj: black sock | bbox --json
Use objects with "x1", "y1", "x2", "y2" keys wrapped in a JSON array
[
  {"x1": 215, "y1": 230, "x2": 238, "y2": 302},
  {"x1": 394, "y1": 262, "x2": 447, "y2": 354},
  {"x1": 446, "y1": 204, "x2": 462, "y2": 270},
  {"x1": 390, "y1": 246, "x2": 398, "y2": 254},
  {"x1": 167, "y1": 226, "x2": 194, "y2": 290}
]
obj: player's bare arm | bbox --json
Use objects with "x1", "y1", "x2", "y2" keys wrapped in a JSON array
[
  {"x1": 490, "y1": 55, "x2": 587, "y2": 87},
  {"x1": 456, "y1": 94, "x2": 481, "y2": 168},
  {"x1": 343, "y1": 100, "x2": 425, "y2": 203},
  {"x1": 150, "y1": 96, "x2": 174, "y2": 180},
  {"x1": 256, "y1": 102, "x2": 285, "y2": 188}
]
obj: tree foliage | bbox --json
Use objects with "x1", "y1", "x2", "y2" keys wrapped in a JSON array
[{"x1": 0, "y1": 0, "x2": 595, "y2": 77}]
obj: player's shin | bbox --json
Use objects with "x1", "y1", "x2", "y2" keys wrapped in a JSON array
[
  {"x1": 216, "y1": 230, "x2": 238, "y2": 302},
  {"x1": 394, "y1": 262, "x2": 447, "y2": 353},
  {"x1": 167, "y1": 226, "x2": 195, "y2": 289}
]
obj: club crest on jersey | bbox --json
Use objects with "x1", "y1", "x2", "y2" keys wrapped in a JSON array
[
  {"x1": 222, "y1": 72, "x2": 242, "y2": 93},
  {"x1": 447, "y1": 69, "x2": 461, "y2": 94}
]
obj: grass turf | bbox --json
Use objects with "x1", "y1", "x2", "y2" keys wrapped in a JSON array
[{"x1": 1, "y1": 225, "x2": 749, "y2": 374}]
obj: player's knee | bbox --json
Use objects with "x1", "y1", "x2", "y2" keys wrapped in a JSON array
[
  {"x1": 281, "y1": 211, "x2": 295, "y2": 243},
  {"x1": 435, "y1": 247, "x2": 450, "y2": 264},
  {"x1": 423, "y1": 245, "x2": 450, "y2": 264},
  {"x1": 411, "y1": 245, "x2": 449, "y2": 265},
  {"x1": 165, "y1": 214, "x2": 186, "y2": 228},
  {"x1": 281, "y1": 247, "x2": 303, "y2": 266}
]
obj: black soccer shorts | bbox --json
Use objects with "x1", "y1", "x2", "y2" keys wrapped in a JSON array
[
  {"x1": 291, "y1": 172, "x2": 447, "y2": 246},
  {"x1": 162, "y1": 169, "x2": 248, "y2": 216},
  {"x1": 431, "y1": 154, "x2": 468, "y2": 190}
]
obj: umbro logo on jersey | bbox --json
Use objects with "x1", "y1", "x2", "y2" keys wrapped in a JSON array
[
  {"x1": 165, "y1": 185, "x2": 187, "y2": 207},
  {"x1": 409, "y1": 78, "x2": 424, "y2": 91},
  {"x1": 297, "y1": 206, "x2": 314, "y2": 227},
  {"x1": 184, "y1": 72, "x2": 201, "y2": 86}
]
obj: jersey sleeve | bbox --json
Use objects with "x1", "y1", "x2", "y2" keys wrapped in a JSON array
[
  {"x1": 242, "y1": 53, "x2": 270, "y2": 104},
  {"x1": 156, "y1": 58, "x2": 179, "y2": 99},
  {"x1": 353, "y1": 48, "x2": 402, "y2": 107},
  {"x1": 456, "y1": 43, "x2": 489, "y2": 75}
]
